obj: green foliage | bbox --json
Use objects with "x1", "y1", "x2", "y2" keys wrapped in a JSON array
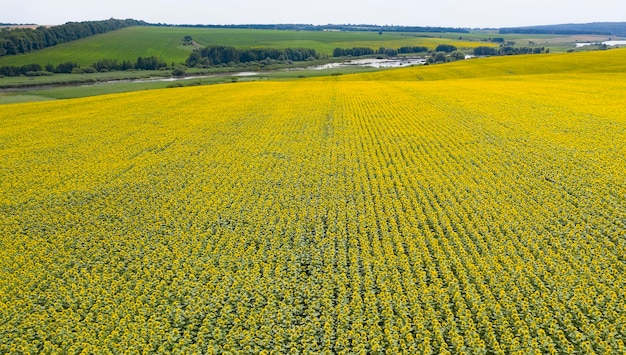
[
  {"x1": 55, "y1": 61, "x2": 78, "y2": 73},
  {"x1": 135, "y1": 56, "x2": 167, "y2": 70},
  {"x1": 172, "y1": 66, "x2": 186, "y2": 77},
  {"x1": 435, "y1": 44, "x2": 457, "y2": 52},
  {"x1": 333, "y1": 47, "x2": 376, "y2": 57},
  {"x1": 433, "y1": 52, "x2": 448, "y2": 63},
  {"x1": 0, "y1": 63, "x2": 42, "y2": 76},
  {"x1": 25, "y1": 70, "x2": 52, "y2": 77},
  {"x1": 79, "y1": 67, "x2": 98, "y2": 74},
  {"x1": 0, "y1": 55, "x2": 168, "y2": 77},
  {"x1": 333, "y1": 46, "x2": 429, "y2": 57},
  {"x1": 473, "y1": 45, "x2": 545, "y2": 56},
  {"x1": 91, "y1": 58, "x2": 133, "y2": 72},
  {"x1": 333, "y1": 46, "x2": 428, "y2": 57},
  {"x1": 449, "y1": 51, "x2": 466, "y2": 61},
  {"x1": 378, "y1": 47, "x2": 398, "y2": 56},
  {"x1": 398, "y1": 46, "x2": 429, "y2": 53},
  {"x1": 186, "y1": 46, "x2": 318, "y2": 67},
  {"x1": 474, "y1": 46, "x2": 499, "y2": 56}
]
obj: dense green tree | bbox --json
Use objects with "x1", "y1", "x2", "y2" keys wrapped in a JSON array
[
  {"x1": 135, "y1": 56, "x2": 166, "y2": 70},
  {"x1": 172, "y1": 66, "x2": 186, "y2": 76},
  {"x1": 397, "y1": 46, "x2": 428, "y2": 54},
  {"x1": 377, "y1": 47, "x2": 398, "y2": 56},
  {"x1": 433, "y1": 52, "x2": 448, "y2": 63},
  {"x1": 449, "y1": 51, "x2": 466, "y2": 61},
  {"x1": 92, "y1": 58, "x2": 120, "y2": 72},
  {"x1": 186, "y1": 46, "x2": 319, "y2": 66},
  {"x1": 435, "y1": 44, "x2": 457, "y2": 53},
  {"x1": 473, "y1": 46, "x2": 498, "y2": 56},
  {"x1": 55, "y1": 61, "x2": 78, "y2": 73},
  {"x1": 333, "y1": 47, "x2": 375, "y2": 57}
]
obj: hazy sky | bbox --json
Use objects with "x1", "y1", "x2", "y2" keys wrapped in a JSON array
[{"x1": 3, "y1": 0, "x2": 625, "y2": 28}]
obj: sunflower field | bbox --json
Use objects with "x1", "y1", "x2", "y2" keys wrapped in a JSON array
[{"x1": 1, "y1": 51, "x2": 625, "y2": 354}]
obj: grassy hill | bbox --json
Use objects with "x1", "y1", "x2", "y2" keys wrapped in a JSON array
[{"x1": 0, "y1": 26, "x2": 492, "y2": 67}]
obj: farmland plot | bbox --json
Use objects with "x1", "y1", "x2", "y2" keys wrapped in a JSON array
[{"x1": 1, "y1": 70, "x2": 625, "y2": 353}]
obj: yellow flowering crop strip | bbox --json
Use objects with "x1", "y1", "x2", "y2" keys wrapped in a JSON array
[{"x1": 1, "y1": 53, "x2": 625, "y2": 354}]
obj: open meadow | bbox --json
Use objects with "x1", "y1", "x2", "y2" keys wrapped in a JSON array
[{"x1": 1, "y1": 48, "x2": 625, "y2": 353}]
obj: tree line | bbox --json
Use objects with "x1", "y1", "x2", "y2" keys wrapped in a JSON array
[
  {"x1": 186, "y1": 46, "x2": 319, "y2": 67},
  {"x1": 0, "y1": 56, "x2": 166, "y2": 77},
  {"x1": 332, "y1": 46, "x2": 429, "y2": 57},
  {"x1": 473, "y1": 46, "x2": 546, "y2": 56},
  {"x1": 92, "y1": 56, "x2": 167, "y2": 71},
  {"x1": 0, "y1": 19, "x2": 147, "y2": 57}
]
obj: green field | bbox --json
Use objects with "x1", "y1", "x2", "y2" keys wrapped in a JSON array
[{"x1": 0, "y1": 26, "x2": 494, "y2": 68}]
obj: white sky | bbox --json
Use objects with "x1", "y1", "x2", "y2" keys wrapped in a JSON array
[{"x1": 2, "y1": 0, "x2": 625, "y2": 28}]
